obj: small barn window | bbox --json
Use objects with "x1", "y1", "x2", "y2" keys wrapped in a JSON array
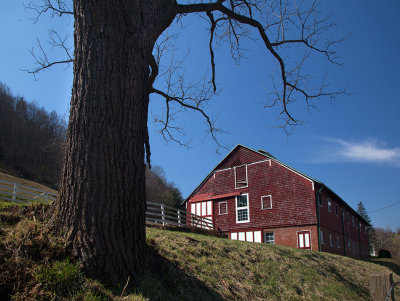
[
  {"x1": 264, "y1": 232, "x2": 275, "y2": 244},
  {"x1": 236, "y1": 194, "x2": 249, "y2": 223},
  {"x1": 318, "y1": 193, "x2": 323, "y2": 207},
  {"x1": 335, "y1": 204, "x2": 338, "y2": 216},
  {"x1": 327, "y1": 199, "x2": 332, "y2": 212},
  {"x1": 261, "y1": 195, "x2": 272, "y2": 210},
  {"x1": 234, "y1": 165, "x2": 248, "y2": 189},
  {"x1": 329, "y1": 234, "x2": 333, "y2": 247},
  {"x1": 219, "y1": 201, "x2": 228, "y2": 215},
  {"x1": 320, "y1": 231, "x2": 324, "y2": 245},
  {"x1": 337, "y1": 236, "x2": 340, "y2": 248}
]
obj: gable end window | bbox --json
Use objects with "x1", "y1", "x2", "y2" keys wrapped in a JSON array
[
  {"x1": 234, "y1": 165, "x2": 248, "y2": 189},
  {"x1": 327, "y1": 199, "x2": 332, "y2": 213},
  {"x1": 219, "y1": 201, "x2": 228, "y2": 215},
  {"x1": 236, "y1": 194, "x2": 250, "y2": 223},
  {"x1": 261, "y1": 195, "x2": 272, "y2": 210},
  {"x1": 318, "y1": 193, "x2": 323, "y2": 207}
]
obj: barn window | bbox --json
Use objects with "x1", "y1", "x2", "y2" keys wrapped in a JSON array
[
  {"x1": 234, "y1": 165, "x2": 248, "y2": 189},
  {"x1": 236, "y1": 194, "x2": 249, "y2": 223},
  {"x1": 219, "y1": 201, "x2": 228, "y2": 215},
  {"x1": 264, "y1": 232, "x2": 275, "y2": 244},
  {"x1": 320, "y1": 231, "x2": 324, "y2": 245},
  {"x1": 329, "y1": 234, "x2": 333, "y2": 247},
  {"x1": 261, "y1": 195, "x2": 272, "y2": 210},
  {"x1": 318, "y1": 193, "x2": 323, "y2": 207},
  {"x1": 327, "y1": 199, "x2": 332, "y2": 212},
  {"x1": 335, "y1": 204, "x2": 338, "y2": 216},
  {"x1": 337, "y1": 236, "x2": 340, "y2": 248}
]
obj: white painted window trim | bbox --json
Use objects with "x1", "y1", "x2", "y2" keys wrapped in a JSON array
[
  {"x1": 329, "y1": 234, "x2": 333, "y2": 247},
  {"x1": 236, "y1": 193, "x2": 250, "y2": 223},
  {"x1": 234, "y1": 164, "x2": 248, "y2": 189},
  {"x1": 327, "y1": 198, "x2": 332, "y2": 213},
  {"x1": 296, "y1": 230, "x2": 312, "y2": 250},
  {"x1": 264, "y1": 232, "x2": 275, "y2": 244},
  {"x1": 261, "y1": 195, "x2": 272, "y2": 210},
  {"x1": 320, "y1": 230, "x2": 324, "y2": 245},
  {"x1": 218, "y1": 201, "x2": 228, "y2": 215},
  {"x1": 337, "y1": 236, "x2": 340, "y2": 248}
]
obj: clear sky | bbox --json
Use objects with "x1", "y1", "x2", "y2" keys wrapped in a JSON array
[{"x1": 1, "y1": 1, "x2": 400, "y2": 230}]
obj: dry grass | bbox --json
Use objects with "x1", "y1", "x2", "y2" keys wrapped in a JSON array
[
  {"x1": 145, "y1": 227, "x2": 400, "y2": 301},
  {"x1": 0, "y1": 171, "x2": 57, "y2": 194},
  {"x1": 1, "y1": 204, "x2": 399, "y2": 300}
]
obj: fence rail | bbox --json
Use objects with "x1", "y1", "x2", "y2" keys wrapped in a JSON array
[
  {"x1": 0, "y1": 179, "x2": 57, "y2": 204},
  {"x1": 0, "y1": 180, "x2": 214, "y2": 231}
]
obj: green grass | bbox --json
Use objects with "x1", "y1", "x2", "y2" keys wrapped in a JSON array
[{"x1": 1, "y1": 204, "x2": 399, "y2": 300}]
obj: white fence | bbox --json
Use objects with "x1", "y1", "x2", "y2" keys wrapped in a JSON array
[
  {"x1": 146, "y1": 201, "x2": 214, "y2": 230},
  {"x1": 0, "y1": 180, "x2": 214, "y2": 230},
  {"x1": 0, "y1": 179, "x2": 57, "y2": 204}
]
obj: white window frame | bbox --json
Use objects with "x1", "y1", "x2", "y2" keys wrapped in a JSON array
[
  {"x1": 234, "y1": 165, "x2": 248, "y2": 189},
  {"x1": 320, "y1": 230, "x2": 324, "y2": 245},
  {"x1": 264, "y1": 232, "x2": 275, "y2": 244},
  {"x1": 236, "y1": 193, "x2": 250, "y2": 223},
  {"x1": 327, "y1": 198, "x2": 332, "y2": 213},
  {"x1": 337, "y1": 235, "x2": 340, "y2": 248},
  {"x1": 218, "y1": 201, "x2": 228, "y2": 215},
  {"x1": 261, "y1": 195, "x2": 272, "y2": 210},
  {"x1": 329, "y1": 233, "x2": 333, "y2": 247}
]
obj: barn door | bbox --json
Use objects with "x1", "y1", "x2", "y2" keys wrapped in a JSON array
[{"x1": 297, "y1": 231, "x2": 311, "y2": 250}]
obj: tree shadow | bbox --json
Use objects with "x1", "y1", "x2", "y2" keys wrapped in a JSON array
[
  {"x1": 132, "y1": 245, "x2": 225, "y2": 301},
  {"x1": 370, "y1": 259, "x2": 400, "y2": 276}
]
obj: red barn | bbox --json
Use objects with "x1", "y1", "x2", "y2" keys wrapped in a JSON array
[{"x1": 184, "y1": 145, "x2": 370, "y2": 259}]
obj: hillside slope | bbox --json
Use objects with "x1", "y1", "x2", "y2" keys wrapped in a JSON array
[
  {"x1": 0, "y1": 204, "x2": 399, "y2": 300},
  {"x1": 0, "y1": 171, "x2": 57, "y2": 194}
]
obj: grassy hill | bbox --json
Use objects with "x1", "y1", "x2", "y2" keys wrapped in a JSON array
[
  {"x1": 1, "y1": 204, "x2": 399, "y2": 300},
  {"x1": 0, "y1": 171, "x2": 57, "y2": 194}
]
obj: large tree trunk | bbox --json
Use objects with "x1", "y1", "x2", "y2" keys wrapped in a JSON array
[{"x1": 50, "y1": 0, "x2": 176, "y2": 286}]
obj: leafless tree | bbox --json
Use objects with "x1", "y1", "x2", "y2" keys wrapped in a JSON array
[{"x1": 27, "y1": 0, "x2": 346, "y2": 286}]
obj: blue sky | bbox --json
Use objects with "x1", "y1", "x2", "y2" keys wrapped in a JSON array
[{"x1": 1, "y1": 1, "x2": 400, "y2": 230}]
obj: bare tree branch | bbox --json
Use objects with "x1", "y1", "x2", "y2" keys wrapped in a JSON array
[
  {"x1": 206, "y1": 12, "x2": 217, "y2": 92},
  {"x1": 177, "y1": 0, "x2": 346, "y2": 129},
  {"x1": 25, "y1": 0, "x2": 73, "y2": 23}
]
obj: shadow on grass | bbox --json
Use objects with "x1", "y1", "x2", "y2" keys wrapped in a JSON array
[
  {"x1": 370, "y1": 259, "x2": 400, "y2": 276},
  {"x1": 134, "y1": 245, "x2": 225, "y2": 301}
]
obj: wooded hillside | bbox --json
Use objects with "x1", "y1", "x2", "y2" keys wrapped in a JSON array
[
  {"x1": 0, "y1": 82, "x2": 183, "y2": 205},
  {"x1": 0, "y1": 82, "x2": 66, "y2": 188}
]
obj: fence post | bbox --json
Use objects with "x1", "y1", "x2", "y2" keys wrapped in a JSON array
[
  {"x1": 369, "y1": 273, "x2": 395, "y2": 301},
  {"x1": 161, "y1": 204, "x2": 165, "y2": 226},
  {"x1": 177, "y1": 210, "x2": 181, "y2": 226},
  {"x1": 12, "y1": 184, "x2": 17, "y2": 201}
]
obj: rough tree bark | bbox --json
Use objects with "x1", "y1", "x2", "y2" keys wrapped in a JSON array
[{"x1": 50, "y1": 0, "x2": 176, "y2": 285}]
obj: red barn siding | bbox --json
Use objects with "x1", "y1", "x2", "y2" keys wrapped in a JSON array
[
  {"x1": 186, "y1": 145, "x2": 369, "y2": 259},
  {"x1": 318, "y1": 188, "x2": 369, "y2": 259}
]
